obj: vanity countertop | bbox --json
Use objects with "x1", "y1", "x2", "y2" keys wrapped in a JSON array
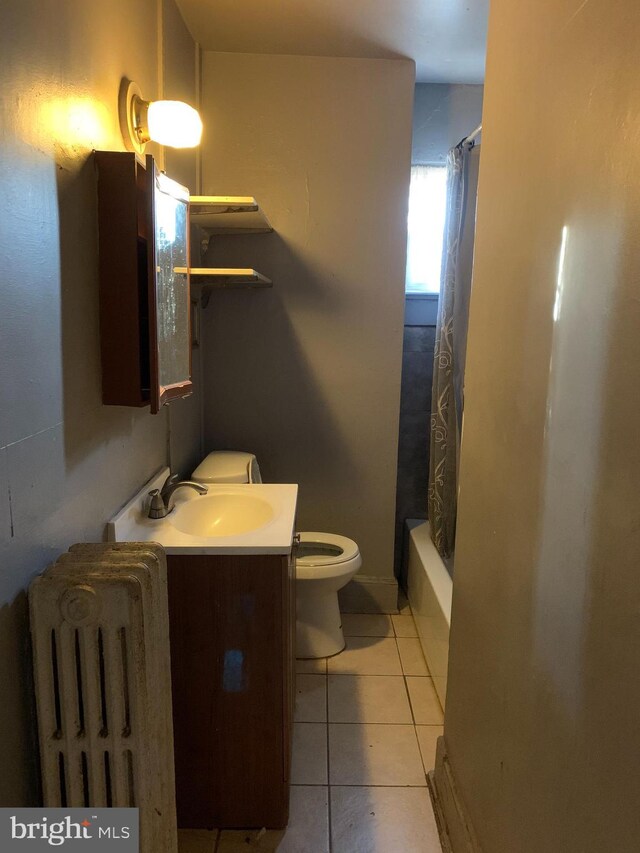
[{"x1": 108, "y1": 467, "x2": 298, "y2": 554}]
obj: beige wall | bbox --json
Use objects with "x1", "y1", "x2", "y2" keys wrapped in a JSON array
[
  {"x1": 199, "y1": 52, "x2": 414, "y2": 583},
  {"x1": 443, "y1": 0, "x2": 640, "y2": 850},
  {"x1": 0, "y1": 0, "x2": 199, "y2": 804}
]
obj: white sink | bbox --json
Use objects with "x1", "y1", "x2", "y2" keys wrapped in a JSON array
[
  {"x1": 169, "y1": 492, "x2": 275, "y2": 537},
  {"x1": 108, "y1": 467, "x2": 298, "y2": 555}
]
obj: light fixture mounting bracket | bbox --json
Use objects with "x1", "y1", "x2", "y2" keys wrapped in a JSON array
[{"x1": 118, "y1": 79, "x2": 150, "y2": 153}]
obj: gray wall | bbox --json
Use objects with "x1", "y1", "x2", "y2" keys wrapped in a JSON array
[
  {"x1": 394, "y1": 327, "x2": 436, "y2": 582},
  {"x1": 394, "y1": 83, "x2": 483, "y2": 579},
  {"x1": 199, "y1": 52, "x2": 415, "y2": 585},
  {"x1": 0, "y1": 0, "x2": 200, "y2": 805},
  {"x1": 412, "y1": 83, "x2": 484, "y2": 165}
]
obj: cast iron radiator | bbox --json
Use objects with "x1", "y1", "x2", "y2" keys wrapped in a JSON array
[{"x1": 29, "y1": 542, "x2": 177, "y2": 853}]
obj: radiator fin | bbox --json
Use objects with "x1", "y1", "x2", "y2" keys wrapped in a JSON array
[{"x1": 50, "y1": 630, "x2": 62, "y2": 739}]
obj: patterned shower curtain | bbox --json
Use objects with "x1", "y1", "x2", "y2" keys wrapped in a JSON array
[{"x1": 428, "y1": 142, "x2": 478, "y2": 560}]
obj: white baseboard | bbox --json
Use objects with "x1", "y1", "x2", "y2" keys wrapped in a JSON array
[
  {"x1": 429, "y1": 736, "x2": 482, "y2": 853},
  {"x1": 338, "y1": 575, "x2": 399, "y2": 614}
]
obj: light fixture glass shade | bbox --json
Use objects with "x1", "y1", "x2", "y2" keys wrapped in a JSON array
[{"x1": 147, "y1": 100, "x2": 203, "y2": 148}]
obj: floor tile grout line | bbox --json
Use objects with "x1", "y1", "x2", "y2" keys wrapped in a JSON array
[
  {"x1": 400, "y1": 634, "x2": 419, "y2": 729},
  {"x1": 324, "y1": 783, "x2": 430, "y2": 788},
  {"x1": 326, "y1": 721, "x2": 426, "y2": 727},
  {"x1": 343, "y1": 634, "x2": 394, "y2": 639},
  {"x1": 329, "y1": 671, "x2": 427, "y2": 681},
  {"x1": 326, "y1": 665, "x2": 333, "y2": 853},
  {"x1": 411, "y1": 716, "x2": 430, "y2": 783},
  {"x1": 270, "y1": 782, "x2": 431, "y2": 788},
  {"x1": 327, "y1": 674, "x2": 431, "y2": 679},
  {"x1": 393, "y1": 624, "x2": 433, "y2": 783}
]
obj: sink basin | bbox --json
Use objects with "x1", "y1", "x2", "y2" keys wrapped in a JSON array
[
  {"x1": 108, "y1": 468, "x2": 298, "y2": 554},
  {"x1": 170, "y1": 492, "x2": 275, "y2": 537}
]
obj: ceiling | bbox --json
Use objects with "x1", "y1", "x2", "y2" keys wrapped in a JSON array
[{"x1": 176, "y1": 0, "x2": 489, "y2": 84}]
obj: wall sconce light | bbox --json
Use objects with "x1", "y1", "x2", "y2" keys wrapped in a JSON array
[{"x1": 119, "y1": 79, "x2": 203, "y2": 153}]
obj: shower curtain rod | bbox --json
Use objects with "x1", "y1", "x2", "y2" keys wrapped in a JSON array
[{"x1": 459, "y1": 124, "x2": 482, "y2": 146}]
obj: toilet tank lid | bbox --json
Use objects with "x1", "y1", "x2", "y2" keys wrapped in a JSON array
[{"x1": 192, "y1": 451, "x2": 257, "y2": 483}]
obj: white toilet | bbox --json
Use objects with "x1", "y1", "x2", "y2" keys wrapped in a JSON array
[
  {"x1": 191, "y1": 451, "x2": 362, "y2": 659},
  {"x1": 295, "y1": 532, "x2": 361, "y2": 658}
]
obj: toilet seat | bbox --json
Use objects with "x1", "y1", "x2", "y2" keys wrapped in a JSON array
[
  {"x1": 296, "y1": 532, "x2": 359, "y2": 566},
  {"x1": 295, "y1": 532, "x2": 361, "y2": 582}
]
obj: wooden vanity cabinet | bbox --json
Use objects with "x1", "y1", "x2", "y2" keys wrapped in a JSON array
[{"x1": 167, "y1": 549, "x2": 296, "y2": 829}]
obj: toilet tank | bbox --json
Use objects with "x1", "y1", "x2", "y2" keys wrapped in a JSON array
[{"x1": 191, "y1": 451, "x2": 262, "y2": 484}]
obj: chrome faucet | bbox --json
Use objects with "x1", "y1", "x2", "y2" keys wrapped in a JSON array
[{"x1": 148, "y1": 473, "x2": 208, "y2": 519}]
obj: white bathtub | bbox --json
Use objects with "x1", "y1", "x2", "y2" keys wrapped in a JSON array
[{"x1": 406, "y1": 520, "x2": 452, "y2": 709}]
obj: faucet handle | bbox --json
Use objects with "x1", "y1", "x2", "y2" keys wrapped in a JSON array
[
  {"x1": 148, "y1": 488, "x2": 167, "y2": 519},
  {"x1": 161, "y1": 472, "x2": 180, "y2": 495}
]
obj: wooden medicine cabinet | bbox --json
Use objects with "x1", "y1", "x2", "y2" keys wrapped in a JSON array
[{"x1": 95, "y1": 151, "x2": 193, "y2": 413}]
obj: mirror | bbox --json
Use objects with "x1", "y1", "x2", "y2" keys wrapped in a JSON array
[{"x1": 147, "y1": 156, "x2": 192, "y2": 412}]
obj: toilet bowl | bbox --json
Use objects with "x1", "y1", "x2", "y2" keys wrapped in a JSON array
[
  {"x1": 191, "y1": 452, "x2": 362, "y2": 660},
  {"x1": 295, "y1": 532, "x2": 361, "y2": 659}
]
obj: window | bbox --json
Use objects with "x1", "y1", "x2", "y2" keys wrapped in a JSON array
[{"x1": 405, "y1": 165, "x2": 447, "y2": 295}]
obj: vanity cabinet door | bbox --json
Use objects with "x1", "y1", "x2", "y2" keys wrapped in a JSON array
[
  {"x1": 167, "y1": 551, "x2": 294, "y2": 829},
  {"x1": 284, "y1": 543, "x2": 297, "y2": 784},
  {"x1": 95, "y1": 151, "x2": 192, "y2": 412}
]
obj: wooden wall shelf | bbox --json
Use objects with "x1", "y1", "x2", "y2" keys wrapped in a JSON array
[
  {"x1": 175, "y1": 267, "x2": 272, "y2": 306},
  {"x1": 176, "y1": 267, "x2": 272, "y2": 288},
  {"x1": 190, "y1": 196, "x2": 273, "y2": 234}
]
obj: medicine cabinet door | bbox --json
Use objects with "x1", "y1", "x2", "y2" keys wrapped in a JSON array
[{"x1": 145, "y1": 155, "x2": 193, "y2": 414}]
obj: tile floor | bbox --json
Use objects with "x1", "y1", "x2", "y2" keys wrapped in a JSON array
[{"x1": 179, "y1": 608, "x2": 444, "y2": 853}]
